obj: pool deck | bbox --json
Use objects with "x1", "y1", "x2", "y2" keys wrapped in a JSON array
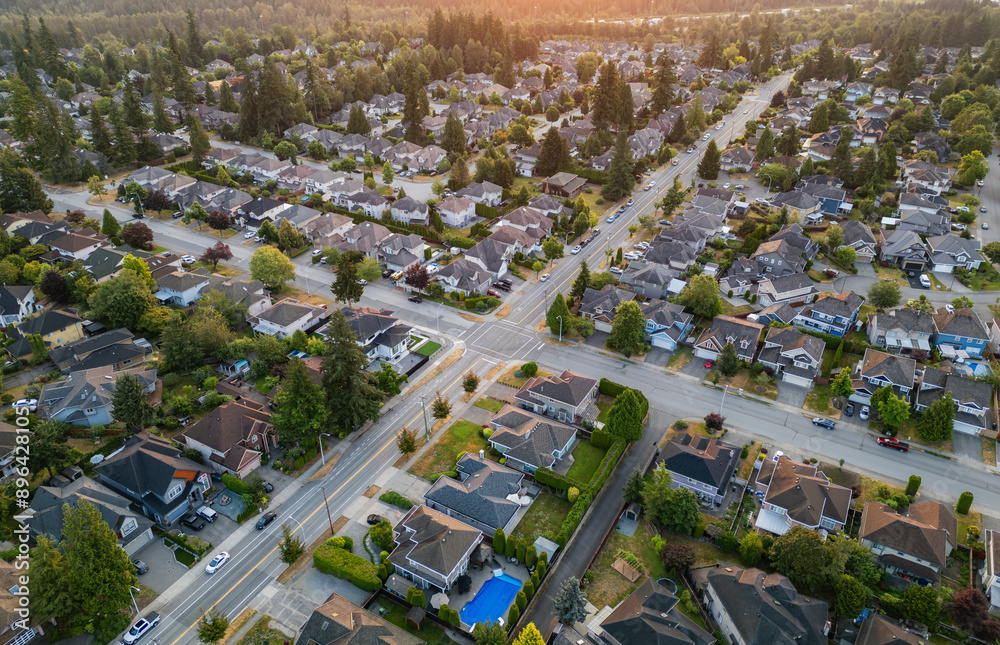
[{"x1": 450, "y1": 561, "x2": 531, "y2": 631}]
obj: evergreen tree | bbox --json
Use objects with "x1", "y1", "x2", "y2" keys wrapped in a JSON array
[
  {"x1": 111, "y1": 373, "x2": 154, "y2": 432},
  {"x1": 591, "y1": 62, "x2": 622, "y2": 131},
  {"x1": 830, "y1": 128, "x2": 854, "y2": 183},
  {"x1": 552, "y1": 578, "x2": 588, "y2": 626},
  {"x1": 108, "y1": 104, "x2": 137, "y2": 167},
  {"x1": 623, "y1": 468, "x2": 645, "y2": 505},
  {"x1": 808, "y1": 102, "x2": 829, "y2": 133},
  {"x1": 272, "y1": 359, "x2": 327, "y2": 446},
  {"x1": 669, "y1": 110, "x2": 686, "y2": 143},
  {"x1": 102, "y1": 211, "x2": 120, "y2": 237},
  {"x1": 236, "y1": 75, "x2": 260, "y2": 141},
  {"x1": 121, "y1": 80, "x2": 147, "y2": 133},
  {"x1": 607, "y1": 301, "x2": 646, "y2": 356},
  {"x1": 605, "y1": 388, "x2": 645, "y2": 443},
  {"x1": 346, "y1": 105, "x2": 371, "y2": 135},
  {"x1": 151, "y1": 91, "x2": 174, "y2": 133},
  {"x1": 546, "y1": 293, "x2": 571, "y2": 337},
  {"x1": 188, "y1": 114, "x2": 211, "y2": 166},
  {"x1": 660, "y1": 176, "x2": 686, "y2": 215},
  {"x1": 570, "y1": 259, "x2": 591, "y2": 300},
  {"x1": 185, "y1": 9, "x2": 204, "y2": 67},
  {"x1": 697, "y1": 139, "x2": 721, "y2": 180},
  {"x1": 321, "y1": 310, "x2": 384, "y2": 436},
  {"x1": 331, "y1": 254, "x2": 364, "y2": 305},
  {"x1": 917, "y1": 392, "x2": 954, "y2": 442},
  {"x1": 651, "y1": 56, "x2": 677, "y2": 114},
  {"x1": 450, "y1": 155, "x2": 471, "y2": 190},
  {"x1": 697, "y1": 31, "x2": 723, "y2": 69},
  {"x1": 777, "y1": 125, "x2": 800, "y2": 157},
  {"x1": 441, "y1": 112, "x2": 466, "y2": 157},
  {"x1": 602, "y1": 132, "x2": 634, "y2": 200},
  {"x1": 756, "y1": 127, "x2": 774, "y2": 160},
  {"x1": 219, "y1": 81, "x2": 239, "y2": 113},
  {"x1": 536, "y1": 127, "x2": 569, "y2": 177}
]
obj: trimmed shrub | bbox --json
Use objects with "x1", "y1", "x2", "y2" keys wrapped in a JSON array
[
  {"x1": 222, "y1": 473, "x2": 249, "y2": 495},
  {"x1": 567, "y1": 487, "x2": 580, "y2": 503},
  {"x1": 515, "y1": 590, "x2": 527, "y2": 611},
  {"x1": 379, "y1": 491, "x2": 414, "y2": 509},
  {"x1": 598, "y1": 378, "x2": 627, "y2": 397},
  {"x1": 692, "y1": 524, "x2": 705, "y2": 538},
  {"x1": 588, "y1": 440, "x2": 627, "y2": 494},
  {"x1": 905, "y1": 475, "x2": 921, "y2": 496},
  {"x1": 314, "y1": 544, "x2": 382, "y2": 591},
  {"x1": 326, "y1": 536, "x2": 354, "y2": 551},
  {"x1": 534, "y1": 467, "x2": 585, "y2": 493},
  {"x1": 493, "y1": 528, "x2": 506, "y2": 555},
  {"x1": 448, "y1": 236, "x2": 476, "y2": 249},
  {"x1": 674, "y1": 419, "x2": 689, "y2": 430},
  {"x1": 521, "y1": 361, "x2": 538, "y2": 377},
  {"x1": 522, "y1": 579, "x2": 535, "y2": 599},
  {"x1": 525, "y1": 545, "x2": 537, "y2": 569},
  {"x1": 590, "y1": 428, "x2": 615, "y2": 449},
  {"x1": 516, "y1": 539, "x2": 527, "y2": 563},
  {"x1": 507, "y1": 604, "x2": 520, "y2": 625},
  {"x1": 957, "y1": 491, "x2": 974, "y2": 515},
  {"x1": 407, "y1": 586, "x2": 427, "y2": 608},
  {"x1": 370, "y1": 520, "x2": 394, "y2": 551}
]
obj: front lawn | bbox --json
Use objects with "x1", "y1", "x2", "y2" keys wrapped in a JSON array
[
  {"x1": 565, "y1": 440, "x2": 607, "y2": 483},
  {"x1": 414, "y1": 341, "x2": 442, "y2": 357},
  {"x1": 408, "y1": 419, "x2": 488, "y2": 480},
  {"x1": 510, "y1": 492, "x2": 573, "y2": 544},
  {"x1": 665, "y1": 347, "x2": 693, "y2": 371},
  {"x1": 236, "y1": 617, "x2": 288, "y2": 645},
  {"x1": 473, "y1": 396, "x2": 505, "y2": 413},
  {"x1": 705, "y1": 368, "x2": 777, "y2": 400},
  {"x1": 804, "y1": 384, "x2": 838, "y2": 417},
  {"x1": 498, "y1": 364, "x2": 551, "y2": 388}
]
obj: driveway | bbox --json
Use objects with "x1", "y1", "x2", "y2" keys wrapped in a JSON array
[
  {"x1": 131, "y1": 537, "x2": 191, "y2": 594},
  {"x1": 583, "y1": 331, "x2": 609, "y2": 348},
  {"x1": 776, "y1": 382, "x2": 809, "y2": 409},
  {"x1": 905, "y1": 271, "x2": 929, "y2": 290},
  {"x1": 644, "y1": 347, "x2": 673, "y2": 367},
  {"x1": 952, "y1": 432, "x2": 984, "y2": 462},
  {"x1": 679, "y1": 355, "x2": 713, "y2": 379}
]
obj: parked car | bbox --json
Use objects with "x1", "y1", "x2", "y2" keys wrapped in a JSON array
[
  {"x1": 982, "y1": 207, "x2": 988, "y2": 213},
  {"x1": 860, "y1": 406, "x2": 870, "y2": 421},
  {"x1": 256, "y1": 512, "x2": 277, "y2": 530},
  {"x1": 197, "y1": 506, "x2": 218, "y2": 522},
  {"x1": 984, "y1": 222, "x2": 990, "y2": 230},
  {"x1": 492, "y1": 282, "x2": 511, "y2": 291},
  {"x1": 953, "y1": 223, "x2": 967, "y2": 231},
  {"x1": 672, "y1": 159, "x2": 679, "y2": 165},
  {"x1": 132, "y1": 559, "x2": 148, "y2": 575},
  {"x1": 723, "y1": 183, "x2": 732, "y2": 189},
  {"x1": 626, "y1": 198, "x2": 634, "y2": 206},
  {"x1": 571, "y1": 245, "x2": 582, "y2": 254},
  {"x1": 13, "y1": 398, "x2": 37, "y2": 411},
  {"x1": 123, "y1": 613, "x2": 160, "y2": 645},
  {"x1": 487, "y1": 289, "x2": 502, "y2": 297},
  {"x1": 811, "y1": 418, "x2": 836, "y2": 429},
  {"x1": 173, "y1": 211, "x2": 184, "y2": 219},
  {"x1": 704, "y1": 360, "x2": 715, "y2": 368},
  {"x1": 876, "y1": 436, "x2": 909, "y2": 452},
  {"x1": 844, "y1": 404, "x2": 855, "y2": 417},
  {"x1": 179, "y1": 513, "x2": 206, "y2": 531},
  {"x1": 181, "y1": 255, "x2": 196, "y2": 264},
  {"x1": 382, "y1": 269, "x2": 393, "y2": 278},
  {"x1": 205, "y1": 551, "x2": 231, "y2": 574},
  {"x1": 592, "y1": 228, "x2": 601, "y2": 236},
  {"x1": 610, "y1": 266, "x2": 623, "y2": 274},
  {"x1": 357, "y1": 279, "x2": 367, "y2": 285},
  {"x1": 919, "y1": 274, "x2": 931, "y2": 288},
  {"x1": 262, "y1": 481, "x2": 274, "y2": 493},
  {"x1": 607, "y1": 215, "x2": 617, "y2": 223},
  {"x1": 367, "y1": 514, "x2": 386, "y2": 525}
]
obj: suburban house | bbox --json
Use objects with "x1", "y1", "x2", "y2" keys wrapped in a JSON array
[
  {"x1": 586, "y1": 579, "x2": 715, "y2": 645},
  {"x1": 849, "y1": 349, "x2": 917, "y2": 404},
  {"x1": 757, "y1": 327, "x2": 825, "y2": 389},
  {"x1": 96, "y1": 432, "x2": 212, "y2": 525},
  {"x1": 464, "y1": 238, "x2": 513, "y2": 281},
  {"x1": 154, "y1": 268, "x2": 215, "y2": 307},
  {"x1": 641, "y1": 300, "x2": 693, "y2": 351},
  {"x1": 388, "y1": 505, "x2": 484, "y2": 592},
  {"x1": 932, "y1": 308, "x2": 988, "y2": 359},
  {"x1": 0, "y1": 424, "x2": 22, "y2": 481},
  {"x1": 48, "y1": 328, "x2": 149, "y2": 373},
  {"x1": 26, "y1": 475, "x2": 155, "y2": 556},
  {"x1": 980, "y1": 530, "x2": 1000, "y2": 614},
  {"x1": 541, "y1": 172, "x2": 587, "y2": 198},
  {"x1": 578, "y1": 286, "x2": 636, "y2": 333},
  {"x1": 389, "y1": 197, "x2": 430, "y2": 226},
  {"x1": 435, "y1": 259, "x2": 492, "y2": 296},
  {"x1": 295, "y1": 594, "x2": 424, "y2": 645},
  {"x1": 0, "y1": 558, "x2": 42, "y2": 645},
  {"x1": 658, "y1": 434, "x2": 739, "y2": 505},
  {"x1": 423, "y1": 452, "x2": 524, "y2": 537},
  {"x1": 251, "y1": 298, "x2": 330, "y2": 339},
  {"x1": 755, "y1": 273, "x2": 819, "y2": 307},
  {"x1": 513, "y1": 369, "x2": 599, "y2": 424},
  {"x1": 621, "y1": 262, "x2": 678, "y2": 300},
  {"x1": 754, "y1": 455, "x2": 852, "y2": 536},
  {"x1": 792, "y1": 291, "x2": 863, "y2": 337},
  {"x1": 855, "y1": 614, "x2": 925, "y2": 645},
  {"x1": 698, "y1": 566, "x2": 828, "y2": 645},
  {"x1": 0, "y1": 285, "x2": 37, "y2": 326},
  {"x1": 926, "y1": 234, "x2": 983, "y2": 272},
  {"x1": 488, "y1": 405, "x2": 577, "y2": 474},
  {"x1": 179, "y1": 401, "x2": 278, "y2": 478},
  {"x1": 694, "y1": 316, "x2": 763, "y2": 362},
  {"x1": 915, "y1": 367, "x2": 993, "y2": 435},
  {"x1": 340, "y1": 307, "x2": 412, "y2": 365},
  {"x1": 380, "y1": 234, "x2": 426, "y2": 273},
  {"x1": 336, "y1": 221, "x2": 392, "y2": 258},
  {"x1": 456, "y1": 181, "x2": 502, "y2": 207},
  {"x1": 860, "y1": 500, "x2": 957, "y2": 585},
  {"x1": 867, "y1": 308, "x2": 936, "y2": 354},
  {"x1": 38, "y1": 365, "x2": 158, "y2": 428},
  {"x1": 840, "y1": 220, "x2": 878, "y2": 262},
  {"x1": 6, "y1": 308, "x2": 85, "y2": 359},
  {"x1": 879, "y1": 229, "x2": 930, "y2": 272},
  {"x1": 768, "y1": 191, "x2": 821, "y2": 219},
  {"x1": 436, "y1": 196, "x2": 476, "y2": 228}
]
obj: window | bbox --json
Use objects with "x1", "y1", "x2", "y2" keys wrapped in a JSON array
[
  {"x1": 121, "y1": 518, "x2": 137, "y2": 535},
  {"x1": 167, "y1": 484, "x2": 183, "y2": 500}
]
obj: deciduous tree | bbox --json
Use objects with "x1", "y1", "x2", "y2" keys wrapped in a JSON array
[
  {"x1": 250, "y1": 246, "x2": 296, "y2": 289},
  {"x1": 199, "y1": 241, "x2": 233, "y2": 269},
  {"x1": 121, "y1": 221, "x2": 154, "y2": 250},
  {"x1": 197, "y1": 608, "x2": 229, "y2": 645},
  {"x1": 677, "y1": 274, "x2": 723, "y2": 318},
  {"x1": 867, "y1": 280, "x2": 901, "y2": 310}
]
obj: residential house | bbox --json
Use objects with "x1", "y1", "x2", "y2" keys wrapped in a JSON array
[
  {"x1": 578, "y1": 285, "x2": 635, "y2": 333},
  {"x1": 840, "y1": 220, "x2": 878, "y2": 262},
  {"x1": 879, "y1": 229, "x2": 930, "y2": 272},
  {"x1": 914, "y1": 131, "x2": 951, "y2": 163},
  {"x1": 488, "y1": 406, "x2": 577, "y2": 474},
  {"x1": 0, "y1": 558, "x2": 42, "y2": 645},
  {"x1": 496, "y1": 207, "x2": 553, "y2": 240},
  {"x1": 926, "y1": 234, "x2": 982, "y2": 272},
  {"x1": 699, "y1": 566, "x2": 828, "y2": 645},
  {"x1": 514, "y1": 369, "x2": 599, "y2": 424},
  {"x1": 768, "y1": 191, "x2": 821, "y2": 219},
  {"x1": 211, "y1": 278, "x2": 273, "y2": 317},
  {"x1": 850, "y1": 349, "x2": 917, "y2": 404},
  {"x1": 754, "y1": 455, "x2": 852, "y2": 536},
  {"x1": 757, "y1": 327, "x2": 825, "y2": 389},
  {"x1": 47, "y1": 328, "x2": 148, "y2": 373},
  {"x1": 380, "y1": 234, "x2": 425, "y2": 273},
  {"x1": 343, "y1": 190, "x2": 389, "y2": 219},
  {"x1": 26, "y1": 475, "x2": 155, "y2": 556},
  {"x1": 932, "y1": 308, "x2": 988, "y2": 359},
  {"x1": 587, "y1": 579, "x2": 715, "y2": 645},
  {"x1": 388, "y1": 505, "x2": 484, "y2": 592},
  {"x1": 793, "y1": 291, "x2": 864, "y2": 337},
  {"x1": 755, "y1": 303, "x2": 797, "y2": 326},
  {"x1": 917, "y1": 367, "x2": 992, "y2": 436},
  {"x1": 251, "y1": 298, "x2": 330, "y2": 339},
  {"x1": 96, "y1": 432, "x2": 212, "y2": 524},
  {"x1": 751, "y1": 240, "x2": 807, "y2": 277},
  {"x1": 658, "y1": 434, "x2": 739, "y2": 505},
  {"x1": 855, "y1": 615, "x2": 924, "y2": 645},
  {"x1": 295, "y1": 594, "x2": 424, "y2": 645},
  {"x1": 0, "y1": 424, "x2": 22, "y2": 481},
  {"x1": 456, "y1": 181, "x2": 502, "y2": 207},
  {"x1": 179, "y1": 401, "x2": 278, "y2": 478},
  {"x1": 47, "y1": 231, "x2": 107, "y2": 261},
  {"x1": 389, "y1": 197, "x2": 430, "y2": 226},
  {"x1": 898, "y1": 210, "x2": 951, "y2": 238},
  {"x1": 154, "y1": 268, "x2": 215, "y2": 307},
  {"x1": 38, "y1": 365, "x2": 158, "y2": 428},
  {"x1": 980, "y1": 529, "x2": 1000, "y2": 614},
  {"x1": 720, "y1": 146, "x2": 755, "y2": 172},
  {"x1": 620, "y1": 262, "x2": 677, "y2": 300},
  {"x1": 694, "y1": 316, "x2": 763, "y2": 362},
  {"x1": 436, "y1": 197, "x2": 476, "y2": 228},
  {"x1": 874, "y1": 87, "x2": 901, "y2": 104},
  {"x1": 0, "y1": 286, "x2": 37, "y2": 326},
  {"x1": 643, "y1": 240, "x2": 698, "y2": 272},
  {"x1": 463, "y1": 238, "x2": 512, "y2": 281},
  {"x1": 867, "y1": 308, "x2": 935, "y2": 354},
  {"x1": 859, "y1": 500, "x2": 957, "y2": 584},
  {"x1": 340, "y1": 307, "x2": 412, "y2": 364},
  {"x1": 435, "y1": 259, "x2": 492, "y2": 296},
  {"x1": 337, "y1": 221, "x2": 392, "y2": 258},
  {"x1": 541, "y1": 172, "x2": 587, "y2": 198},
  {"x1": 423, "y1": 453, "x2": 523, "y2": 537},
  {"x1": 641, "y1": 300, "x2": 693, "y2": 351},
  {"x1": 755, "y1": 273, "x2": 818, "y2": 307}
]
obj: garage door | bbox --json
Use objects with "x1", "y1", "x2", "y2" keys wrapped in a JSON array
[
  {"x1": 902, "y1": 261, "x2": 924, "y2": 271},
  {"x1": 695, "y1": 347, "x2": 719, "y2": 360}
]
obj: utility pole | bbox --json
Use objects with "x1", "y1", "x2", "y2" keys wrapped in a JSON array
[
  {"x1": 321, "y1": 485, "x2": 335, "y2": 534},
  {"x1": 557, "y1": 315, "x2": 563, "y2": 342},
  {"x1": 419, "y1": 396, "x2": 431, "y2": 441}
]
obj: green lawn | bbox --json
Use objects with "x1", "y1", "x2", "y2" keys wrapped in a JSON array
[
  {"x1": 414, "y1": 341, "x2": 442, "y2": 357},
  {"x1": 237, "y1": 616, "x2": 296, "y2": 645},
  {"x1": 473, "y1": 397, "x2": 505, "y2": 413},
  {"x1": 374, "y1": 598, "x2": 457, "y2": 645},
  {"x1": 586, "y1": 522, "x2": 669, "y2": 610},
  {"x1": 565, "y1": 440, "x2": 607, "y2": 483},
  {"x1": 173, "y1": 548, "x2": 195, "y2": 566},
  {"x1": 820, "y1": 350, "x2": 861, "y2": 379},
  {"x1": 595, "y1": 394, "x2": 615, "y2": 423},
  {"x1": 409, "y1": 420, "x2": 488, "y2": 480},
  {"x1": 510, "y1": 492, "x2": 573, "y2": 544}
]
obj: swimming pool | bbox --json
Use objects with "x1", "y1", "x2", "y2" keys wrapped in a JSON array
[{"x1": 458, "y1": 573, "x2": 522, "y2": 627}]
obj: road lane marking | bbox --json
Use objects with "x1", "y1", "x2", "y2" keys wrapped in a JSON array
[{"x1": 167, "y1": 438, "x2": 396, "y2": 644}]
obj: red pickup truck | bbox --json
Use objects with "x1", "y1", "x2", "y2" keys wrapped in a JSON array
[{"x1": 877, "y1": 437, "x2": 910, "y2": 452}]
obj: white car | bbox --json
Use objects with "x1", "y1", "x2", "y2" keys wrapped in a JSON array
[
  {"x1": 539, "y1": 273, "x2": 550, "y2": 282},
  {"x1": 571, "y1": 245, "x2": 582, "y2": 254},
  {"x1": 979, "y1": 180, "x2": 985, "y2": 187},
  {"x1": 205, "y1": 551, "x2": 230, "y2": 574},
  {"x1": 357, "y1": 279, "x2": 368, "y2": 285},
  {"x1": 312, "y1": 249, "x2": 322, "y2": 255},
  {"x1": 181, "y1": 255, "x2": 196, "y2": 264},
  {"x1": 609, "y1": 266, "x2": 623, "y2": 274},
  {"x1": 13, "y1": 398, "x2": 37, "y2": 411},
  {"x1": 743, "y1": 108, "x2": 749, "y2": 113},
  {"x1": 715, "y1": 123, "x2": 724, "y2": 130},
  {"x1": 723, "y1": 183, "x2": 732, "y2": 189},
  {"x1": 702, "y1": 133, "x2": 711, "y2": 141},
  {"x1": 244, "y1": 231, "x2": 254, "y2": 239}
]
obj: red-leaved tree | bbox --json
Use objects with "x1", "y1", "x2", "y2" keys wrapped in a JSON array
[{"x1": 199, "y1": 241, "x2": 233, "y2": 269}]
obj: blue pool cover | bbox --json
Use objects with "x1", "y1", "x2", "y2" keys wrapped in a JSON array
[{"x1": 458, "y1": 573, "x2": 523, "y2": 627}]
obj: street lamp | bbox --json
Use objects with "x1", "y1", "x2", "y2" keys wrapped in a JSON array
[
  {"x1": 286, "y1": 516, "x2": 306, "y2": 543},
  {"x1": 318, "y1": 433, "x2": 334, "y2": 465},
  {"x1": 129, "y1": 585, "x2": 141, "y2": 617},
  {"x1": 557, "y1": 315, "x2": 563, "y2": 342},
  {"x1": 419, "y1": 396, "x2": 431, "y2": 441},
  {"x1": 436, "y1": 301, "x2": 444, "y2": 334}
]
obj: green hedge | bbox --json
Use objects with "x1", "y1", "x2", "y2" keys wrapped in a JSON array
[
  {"x1": 588, "y1": 440, "x2": 626, "y2": 493},
  {"x1": 598, "y1": 378, "x2": 627, "y2": 397},
  {"x1": 326, "y1": 536, "x2": 354, "y2": 551},
  {"x1": 534, "y1": 467, "x2": 586, "y2": 493},
  {"x1": 475, "y1": 203, "x2": 500, "y2": 220},
  {"x1": 314, "y1": 544, "x2": 382, "y2": 591},
  {"x1": 222, "y1": 473, "x2": 249, "y2": 495},
  {"x1": 429, "y1": 470, "x2": 458, "y2": 482},
  {"x1": 590, "y1": 428, "x2": 614, "y2": 449},
  {"x1": 555, "y1": 491, "x2": 593, "y2": 547},
  {"x1": 448, "y1": 236, "x2": 476, "y2": 249},
  {"x1": 379, "y1": 491, "x2": 414, "y2": 510}
]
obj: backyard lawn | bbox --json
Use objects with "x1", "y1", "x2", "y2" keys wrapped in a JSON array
[
  {"x1": 565, "y1": 440, "x2": 607, "y2": 483},
  {"x1": 510, "y1": 492, "x2": 573, "y2": 544},
  {"x1": 414, "y1": 341, "x2": 442, "y2": 357},
  {"x1": 374, "y1": 597, "x2": 457, "y2": 645},
  {"x1": 595, "y1": 394, "x2": 614, "y2": 423},
  {"x1": 585, "y1": 523, "x2": 668, "y2": 610},
  {"x1": 409, "y1": 419, "x2": 488, "y2": 480},
  {"x1": 820, "y1": 350, "x2": 861, "y2": 379}
]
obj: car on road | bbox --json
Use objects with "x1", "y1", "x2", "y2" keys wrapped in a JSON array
[
  {"x1": 812, "y1": 418, "x2": 836, "y2": 429},
  {"x1": 13, "y1": 398, "x2": 37, "y2": 411},
  {"x1": 715, "y1": 123, "x2": 724, "y2": 130},
  {"x1": 407, "y1": 295, "x2": 423, "y2": 303},
  {"x1": 592, "y1": 228, "x2": 601, "y2": 236},
  {"x1": 312, "y1": 248, "x2": 322, "y2": 255},
  {"x1": 877, "y1": 436, "x2": 909, "y2": 452},
  {"x1": 953, "y1": 223, "x2": 967, "y2": 231},
  {"x1": 181, "y1": 255, "x2": 196, "y2": 264},
  {"x1": 672, "y1": 159, "x2": 679, "y2": 165},
  {"x1": 979, "y1": 180, "x2": 985, "y2": 187},
  {"x1": 367, "y1": 514, "x2": 386, "y2": 525},
  {"x1": 723, "y1": 183, "x2": 732, "y2": 189},
  {"x1": 179, "y1": 513, "x2": 206, "y2": 531},
  {"x1": 606, "y1": 215, "x2": 617, "y2": 223},
  {"x1": 702, "y1": 133, "x2": 711, "y2": 140},
  {"x1": 123, "y1": 613, "x2": 160, "y2": 644},
  {"x1": 205, "y1": 551, "x2": 231, "y2": 574},
  {"x1": 982, "y1": 207, "x2": 988, "y2": 213},
  {"x1": 540, "y1": 273, "x2": 550, "y2": 281},
  {"x1": 132, "y1": 559, "x2": 148, "y2": 575},
  {"x1": 644, "y1": 184, "x2": 651, "y2": 190},
  {"x1": 703, "y1": 360, "x2": 715, "y2": 368},
  {"x1": 844, "y1": 404, "x2": 855, "y2": 417},
  {"x1": 686, "y1": 147, "x2": 694, "y2": 153},
  {"x1": 860, "y1": 406, "x2": 870, "y2": 421},
  {"x1": 571, "y1": 245, "x2": 582, "y2": 254},
  {"x1": 984, "y1": 222, "x2": 990, "y2": 230},
  {"x1": 610, "y1": 266, "x2": 623, "y2": 274},
  {"x1": 256, "y1": 512, "x2": 278, "y2": 530},
  {"x1": 626, "y1": 198, "x2": 634, "y2": 206},
  {"x1": 743, "y1": 108, "x2": 749, "y2": 113}
]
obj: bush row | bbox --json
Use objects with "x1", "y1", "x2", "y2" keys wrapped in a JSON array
[
  {"x1": 222, "y1": 473, "x2": 248, "y2": 495},
  {"x1": 554, "y1": 491, "x2": 593, "y2": 547},
  {"x1": 313, "y1": 543, "x2": 382, "y2": 591},
  {"x1": 379, "y1": 491, "x2": 414, "y2": 510},
  {"x1": 588, "y1": 440, "x2": 626, "y2": 493},
  {"x1": 327, "y1": 536, "x2": 354, "y2": 551},
  {"x1": 590, "y1": 428, "x2": 615, "y2": 449},
  {"x1": 448, "y1": 236, "x2": 477, "y2": 249},
  {"x1": 534, "y1": 467, "x2": 587, "y2": 493}
]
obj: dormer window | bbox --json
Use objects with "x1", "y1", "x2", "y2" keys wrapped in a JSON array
[
  {"x1": 121, "y1": 518, "x2": 137, "y2": 535},
  {"x1": 167, "y1": 484, "x2": 183, "y2": 500}
]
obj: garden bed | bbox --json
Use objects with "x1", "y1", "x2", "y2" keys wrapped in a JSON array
[{"x1": 705, "y1": 368, "x2": 777, "y2": 400}]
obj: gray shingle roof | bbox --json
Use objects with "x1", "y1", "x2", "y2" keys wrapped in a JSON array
[
  {"x1": 659, "y1": 434, "x2": 738, "y2": 494},
  {"x1": 423, "y1": 455, "x2": 522, "y2": 530}
]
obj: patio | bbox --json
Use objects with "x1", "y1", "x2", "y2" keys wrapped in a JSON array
[{"x1": 445, "y1": 558, "x2": 532, "y2": 631}]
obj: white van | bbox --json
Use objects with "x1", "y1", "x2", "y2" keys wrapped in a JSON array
[
  {"x1": 197, "y1": 506, "x2": 219, "y2": 522},
  {"x1": 919, "y1": 274, "x2": 931, "y2": 288}
]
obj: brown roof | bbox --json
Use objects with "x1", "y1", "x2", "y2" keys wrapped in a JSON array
[
  {"x1": 759, "y1": 456, "x2": 851, "y2": 528},
  {"x1": 180, "y1": 401, "x2": 273, "y2": 469},
  {"x1": 860, "y1": 501, "x2": 954, "y2": 567},
  {"x1": 297, "y1": 593, "x2": 425, "y2": 645},
  {"x1": 855, "y1": 614, "x2": 924, "y2": 645}
]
